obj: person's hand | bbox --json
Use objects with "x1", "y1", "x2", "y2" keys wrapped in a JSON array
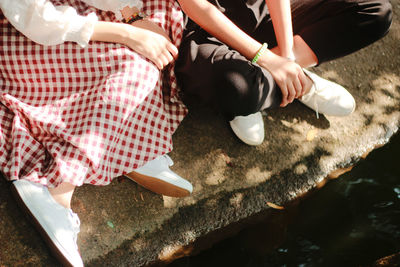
[
  {"x1": 257, "y1": 51, "x2": 308, "y2": 107},
  {"x1": 123, "y1": 19, "x2": 178, "y2": 69}
]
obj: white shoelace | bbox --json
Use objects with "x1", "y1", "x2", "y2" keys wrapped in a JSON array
[
  {"x1": 313, "y1": 98, "x2": 319, "y2": 119},
  {"x1": 302, "y1": 69, "x2": 337, "y2": 119},
  {"x1": 67, "y1": 210, "x2": 81, "y2": 246},
  {"x1": 302, "y1": 78, "x2": 335, "y2": 120}
]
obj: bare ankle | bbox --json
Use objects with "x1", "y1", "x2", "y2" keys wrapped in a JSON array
[
  {"x1": 48, "y1": 182, "x2": 76, "y2": 209},
  {"x1": 293, "y1": 35, "x2": 318, "y2": 68},
  {"x1": 48, "y1": 193, "x2": 70, "y2": 209}
]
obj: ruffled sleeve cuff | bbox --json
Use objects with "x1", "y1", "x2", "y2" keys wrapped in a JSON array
[{"x1": 65, "y1": 12, "x2": 98, "y2": 48}]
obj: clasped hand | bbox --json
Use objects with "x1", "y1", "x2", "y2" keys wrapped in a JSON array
[
  {"x1": 258, "y1": 52, "x2": 311, "y2": 107},
  {"x1": 123, "y1": 19, "x2": 178, "y2": 70}
]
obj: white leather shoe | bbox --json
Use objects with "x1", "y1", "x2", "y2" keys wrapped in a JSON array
[
  {"x1": 11, "y1": 180, "x2": 83, "y2": 267},
  {"x1": 229, "y1": 112, "x2": 264, "y2": 146},
  {"x1": 300, "y1": 69, "x2": 356, "y2": 118},
  {"x1": 125, "y1": 155, "x2": 193, "y2": 197}
]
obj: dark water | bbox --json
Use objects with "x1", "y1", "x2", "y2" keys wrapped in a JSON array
[{"x1": 169, "y1": 132, "x2": 400, "y2": 267}]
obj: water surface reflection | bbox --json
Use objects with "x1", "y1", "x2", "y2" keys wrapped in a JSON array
[{"x1": 169, "y1": 132, "x2": 400, "y2": 266}]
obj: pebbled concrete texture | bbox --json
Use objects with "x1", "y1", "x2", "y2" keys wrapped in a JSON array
[{"x1": 1, "y1": 1, "x2": 400, "y2": 266}]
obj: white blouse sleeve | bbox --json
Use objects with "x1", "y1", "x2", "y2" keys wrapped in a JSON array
[
  {"x1": 79, "y1": 0, "x2": 143, "y2": 20},
  {"x1": 0, "y1": 0, "x2": 98, "y2": 47}
]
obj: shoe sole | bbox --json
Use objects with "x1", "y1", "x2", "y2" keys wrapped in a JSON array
[
  {"x1": 125, "y1": 171, "x2": 191, "y2": 198},
  {"x1": 11, "y1": 183, "x2": 78, "y2": 267}
]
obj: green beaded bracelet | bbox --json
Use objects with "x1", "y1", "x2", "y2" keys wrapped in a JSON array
[{"x1": 252, "y1": 43, "x2": 268, "y2": 64}]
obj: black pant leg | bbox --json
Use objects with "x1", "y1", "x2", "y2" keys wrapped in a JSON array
[
  {"x1": 176, "y1": 0, "x2": 393, "y2": 120},
  {"x1": 253, "y1": 0, "x2": 393, "y2": 64},
  {"x1": 175, "y1": 29, "x2": 281, "y2": 121}
]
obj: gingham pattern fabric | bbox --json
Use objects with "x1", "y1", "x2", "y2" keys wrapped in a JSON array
[{"x1": 0, "y1": 0, "x2": 188, "y2": 187}]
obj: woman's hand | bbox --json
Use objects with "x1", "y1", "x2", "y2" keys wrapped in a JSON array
[
  {"x1": 125, "y1": 19, "x2": 178, "y2": 69},
  {"x1": 91, "y1": 20, "x2": 178, "y2": 70},
  {"x1": 257, "y1": 50, "x2": 309, "y2": 107}
]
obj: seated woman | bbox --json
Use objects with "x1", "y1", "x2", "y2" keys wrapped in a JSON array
[
  {"x1": 0, "y1": 0, "x2": 192, "y2": 265},
  {"x1": 175, "y1": 0, "x2": 392, "y2": 145}
]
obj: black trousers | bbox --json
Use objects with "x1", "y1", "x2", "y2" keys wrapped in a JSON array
[{"x1": 175, "y1": 0, "x2": 393, "y2": 121}]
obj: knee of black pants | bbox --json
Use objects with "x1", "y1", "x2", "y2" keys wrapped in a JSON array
[
  {"x1": 370, "y1": 0, "x2": 392, "y2": 38},
  {"x1": 357, "y1": 0, "x2": 393, "y2": 41},
  {"x1": 213, "y1": 59, "x2": 279, "y2": 121}
]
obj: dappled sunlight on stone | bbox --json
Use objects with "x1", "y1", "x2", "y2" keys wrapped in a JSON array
[
  {"x1": 205, "y1": 172, "x2": 226, "y2": 186},
  {"x1": 390, "y1": 19, "x2": 400, "y2": 40},
  {"x1": 306, "y1": 128, "x2": 318, "y2": 141},
  {"x1": 162, "y1": 195, "x2": 196, "y2": 208},
  {"x1": 229, "y1": 193, "x2": 243, "y2": 209},
  {"x1": 131, "y1": 237, "x2": 148, "y2": 251},
  {"x1": 205, "y1": 198, "x2": 218, "y2": 207},
  {"x1": 279, "y1": 119, "x2": 306, "y2": 147},
  {"x1": 162, "y1": 196, "x2": 178, "y2": 208},
  {"x1": 357, "y1": 73, "x2": 400, "y2": 126},
  {"x1": 279, "y1": 118, "x2": 323, "y2": 151},
  {"x1": 180, "y1": 149, "x2": 233, "y2": 190},
  {"x1": 319, "y1": 70, "x2": 344, "y2": 84},
  {"x1": 372, "y1": 73, "x2": 400, "y2": 99},
  {"x1": 204, "y1": 152, "x2": 230, "y2": 186},
  {"x1": 294, "y1": 163, "x2": 308, "y2": 175},
  {"x1": 280, "y1": 118, "x2": 299, "y2": 129},
  {"x1": 191, "y1": 182, "x2": 203, "y2": 195},
  {"x1": 245, "y1": 167, "x2": 272, "y2": 184}
]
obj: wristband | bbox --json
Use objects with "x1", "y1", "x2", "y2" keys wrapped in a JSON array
[
  {"x1": 252, "y1": 43, "x2": 268, "y2": 64},
  {"x1": 122, "y1": 12, "x2": 147, "y2": 24}
]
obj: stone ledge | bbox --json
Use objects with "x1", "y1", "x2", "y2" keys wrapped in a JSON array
[{"x1": 1, "y1": 2, "x2": 399, "y2": 266}]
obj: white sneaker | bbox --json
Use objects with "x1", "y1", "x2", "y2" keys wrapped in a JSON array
[
  {"x1": 229, "y1": 112, "x2": 264, "y2": 146},
  {"x1": 125, "y1": 155, "x2": 193, "y2": 198},
  {"x1": 300, "y1": 69, "x2": 356, "y2": 118},
  {"x1": 11, "y1": 180, "x2": 83, "y2": 267}
]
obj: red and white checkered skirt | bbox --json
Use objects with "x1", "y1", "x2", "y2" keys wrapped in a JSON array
[{"x1": 0, "y1": 0, "x2": 188, "y2": 187}]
